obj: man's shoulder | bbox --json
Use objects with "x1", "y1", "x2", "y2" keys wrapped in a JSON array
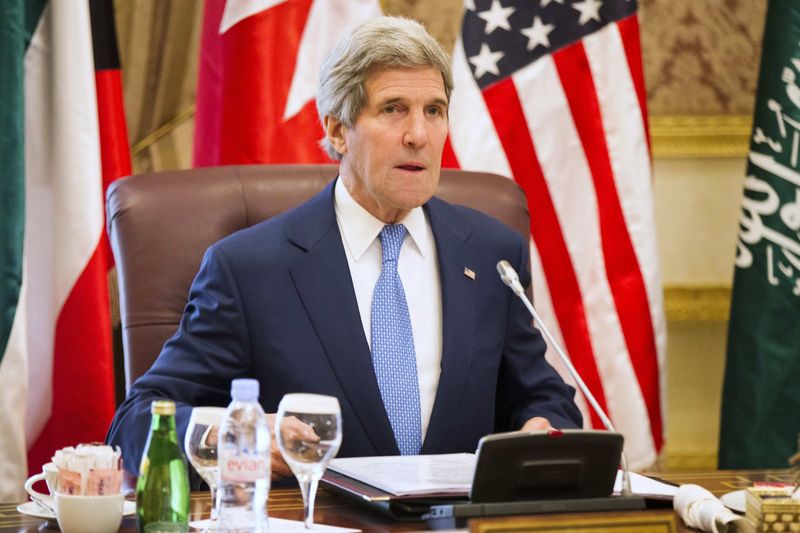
[
  {"x1": 211, "y1": 184, "x2": 334, "y2": 261},
  {"x1": 216, "y1": 210, "x2": 290, "y2": 251},
  {"x1": 427, "y1": 195, "x2": 524, "y2": 245}
]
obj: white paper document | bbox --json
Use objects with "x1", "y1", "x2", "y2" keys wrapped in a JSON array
[
  {"x1": 328, "y1": 455, "x2": 675, "y2": 500},
  {"x1": 613, "y1": 471, "x2": 679, "y2": 498},
  {"x1": 189, "y1": 517, "x2": 360, "y2": 532},
  {"x1": 328, "y1": 453, "x2": 476, "y2": 497}
]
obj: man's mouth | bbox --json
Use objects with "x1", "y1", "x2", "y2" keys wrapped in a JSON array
[{"x1": 397, "y1": 164, "x2": 425, "y2": 171}]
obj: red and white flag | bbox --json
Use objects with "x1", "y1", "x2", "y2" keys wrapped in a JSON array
[
  {"x1": 0, "y1": 0, "x2": 129, "y2": 499},
  {"x1": 193, "y1": 0, "x2": 665, "y2": 469},
  {"x1": 194, "y1": 0, "x2": 381, "y2": 166},
  {"x1": 447, "y1": 0, "x2": 665, "y2": 468}
]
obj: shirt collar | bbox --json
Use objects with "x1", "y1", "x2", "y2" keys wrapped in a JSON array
[{"x1": 334, "y1": 178, "x2": 430, "y2": 261}]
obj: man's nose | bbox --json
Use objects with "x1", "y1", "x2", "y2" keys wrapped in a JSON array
[{"x1": 402, "y1": 110, "x2": 428, "y2": 149}]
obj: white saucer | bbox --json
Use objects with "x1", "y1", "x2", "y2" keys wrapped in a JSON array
[
  {"x1": 17, "y1": 499, "x2": 136, "y2": 521},
  {"x1": 720, "y1": 489, "x2": 746, "y2": 513}
]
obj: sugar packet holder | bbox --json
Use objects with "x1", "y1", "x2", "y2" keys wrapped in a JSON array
[{"x1": 52, "y1": 444, "x2": 123, "y2": 496}]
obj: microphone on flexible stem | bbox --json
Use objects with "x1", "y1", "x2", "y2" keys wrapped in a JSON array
[{"x1": 496, "y1": 260, "x2": 634, "y2": 498}]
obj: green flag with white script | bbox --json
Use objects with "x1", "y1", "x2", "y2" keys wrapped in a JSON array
[{"x1": 719, "y1": 0, "x2": 800, "y2": 469}]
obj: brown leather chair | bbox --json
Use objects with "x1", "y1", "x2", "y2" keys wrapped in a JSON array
[{"x1": 106, "y1": 164, "x2": 529, "y2": 391}]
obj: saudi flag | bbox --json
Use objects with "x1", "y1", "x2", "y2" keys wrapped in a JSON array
[
  {"x1": 719, "y1": 0, "x2": 800, "y2": 469},
  {"x1": 0, "y1": 0, "x2": 118, "y2": 501}
]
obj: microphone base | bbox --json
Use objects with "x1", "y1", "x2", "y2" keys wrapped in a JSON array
[{"x1": 425, "y1": 495, "x2": 647, "y2": 529}]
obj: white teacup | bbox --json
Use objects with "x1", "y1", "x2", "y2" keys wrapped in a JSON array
[
  {"x1": 55, "y1": 492, "x2": 124, "y2": 533},
  {"x1": 24, "y1": 461, "x2": 58, "y2": 512}
]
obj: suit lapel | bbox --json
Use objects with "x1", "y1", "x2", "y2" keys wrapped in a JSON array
[
  {"x1": 286, "y1": 182, "x2": 399, "y2": 455},
  {"x1": 422, "y1": 199, "x2": 479, "y2": 453}
]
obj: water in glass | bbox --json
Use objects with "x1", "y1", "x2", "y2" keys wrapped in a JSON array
[
  {"x1": 184, "y1": 407, "x2": 226, "y2": 524},
  {"x1": 276, "y1": 394, "x2": 342, "y2": 529}
]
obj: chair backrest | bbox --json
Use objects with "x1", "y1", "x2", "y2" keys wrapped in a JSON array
[{"x1": 107, "y1": 164, "x2": 529, "y2": 390}]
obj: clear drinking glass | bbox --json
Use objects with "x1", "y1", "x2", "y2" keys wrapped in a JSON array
[
  {"x1": 184, "y1": 406, "x2": 226, "y2": 526},
  {"x1": 276, "y1": 393, "x2": 342, "y2": 529}
]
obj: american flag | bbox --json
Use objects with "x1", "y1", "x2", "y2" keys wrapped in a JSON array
[
  {"x1": 446, "y1": 0, "x2": 665, "y2": 468},
  {"x1": 194, "y1": 0, "x2": 665, "y2": 469}
]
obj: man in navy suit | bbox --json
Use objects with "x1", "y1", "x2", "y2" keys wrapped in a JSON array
[{"x1": 107, "y1": 16, "x2": 581, "y2": 478}]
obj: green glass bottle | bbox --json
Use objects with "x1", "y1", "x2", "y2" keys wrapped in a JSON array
[{"x1": 136, "y1": 400, "x2": 190, "y2": 533}]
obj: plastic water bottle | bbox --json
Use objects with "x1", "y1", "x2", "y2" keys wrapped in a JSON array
[{"x1": 217, "y1": 379, "x2": 270, "y2": 532}]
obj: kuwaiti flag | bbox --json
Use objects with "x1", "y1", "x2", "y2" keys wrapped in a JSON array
[
  {"x1": 194, "y1": 0, "x2": 382, "y2": 166},
  {"x1": 0, "y1": 0, "x2": 125, "y2": 500}
]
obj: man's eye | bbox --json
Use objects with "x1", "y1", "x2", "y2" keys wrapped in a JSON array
[
  {"x1": 427, "y1": 107, "x2": 443, "y2": 116},
  {"x1": 382, "y1": 105, "x2": 398, "y2": 114}
]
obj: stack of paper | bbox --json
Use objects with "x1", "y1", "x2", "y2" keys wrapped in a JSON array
[{"x1": 327, "y1": 453, "x2": 475, "y2": 497}]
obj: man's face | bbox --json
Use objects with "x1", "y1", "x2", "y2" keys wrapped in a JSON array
[{"x1": 327, "y1": 66, "x2": 449, "y2": 223}]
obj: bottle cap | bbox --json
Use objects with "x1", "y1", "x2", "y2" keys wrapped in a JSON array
[
  {"x1": 151, "y1": 399, "x2": 176, "y2": 415},
  {"x1": 231, "y1": 378, "x2": 260, "y2": 401}
]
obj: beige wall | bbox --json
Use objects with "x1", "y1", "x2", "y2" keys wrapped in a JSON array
[
  {"x1": 654, "y1": 157, "x2": 745, "y2": 469},
  {"x1": 655, "y1": 158, "x2": 744, "y2": 286}
]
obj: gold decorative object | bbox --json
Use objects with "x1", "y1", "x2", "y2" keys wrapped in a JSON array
[
  {"x1": 745, "y1": 486, "x2": 800, "y2": 531},
  {"x1": 663, "y1": 286, "x2": 731, "y2": 322},
  {"x1": 650, "y1": 115, "x2": 752, "y2": 158},
  {"x1": 470, "y1": 510, "x2": 679, "y2": 532}
]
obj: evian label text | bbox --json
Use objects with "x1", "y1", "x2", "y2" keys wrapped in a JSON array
[{"x1": 220, "y1": 456, "x2": 268, "y2": 482}]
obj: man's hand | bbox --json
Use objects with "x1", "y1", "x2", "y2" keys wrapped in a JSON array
[
  {"x1": 520, "y1": 416, "x2": 553, "y2": 432},
  {"x1": 265, "y1": 413, "x2": 320, "y2": 480},
  {"x1": 266, "y1": 413, "x2": 292, "y2": 479}
]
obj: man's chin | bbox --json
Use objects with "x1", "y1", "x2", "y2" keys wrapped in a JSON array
[
  {"x1": 392, "y1": 174, "x2": 439, "y2": 200},
  {"x1": 396, "y1": 187, "x2": 437, "y2": 209}
]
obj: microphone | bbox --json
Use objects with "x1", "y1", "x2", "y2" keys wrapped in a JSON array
[
  {"x1": 496, "y1": 260, "x2": 634, "y2": 497},
  {"x1": 496, "y1": 260, "x2": 524, "y2": 297}
]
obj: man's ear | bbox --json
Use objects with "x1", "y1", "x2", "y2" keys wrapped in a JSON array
[{"x1": 324, "y1": 116, "x2": 347, "y2": 156}]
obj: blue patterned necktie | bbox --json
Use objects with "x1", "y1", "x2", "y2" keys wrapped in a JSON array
[{"x1": 370, "y1": 224, "x2": 423, "y2": 455}]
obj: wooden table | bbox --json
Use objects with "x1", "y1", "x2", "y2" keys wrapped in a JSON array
[{"x1": 0, "y1": 470, "x2": 793, "y2": 532}]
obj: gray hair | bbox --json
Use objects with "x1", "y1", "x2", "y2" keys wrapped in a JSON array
[{"x1": 317, "y1": 16, "x2": 454, "y2": 161}]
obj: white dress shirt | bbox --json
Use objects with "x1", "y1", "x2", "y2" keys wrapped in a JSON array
[{"x1": 333, "y1": 179, "x2": 443, "y2": 439}]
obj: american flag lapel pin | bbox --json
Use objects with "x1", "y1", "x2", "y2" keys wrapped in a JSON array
[{"x1": 464, "y1": 267, "x2": 476, "y2": 280}]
